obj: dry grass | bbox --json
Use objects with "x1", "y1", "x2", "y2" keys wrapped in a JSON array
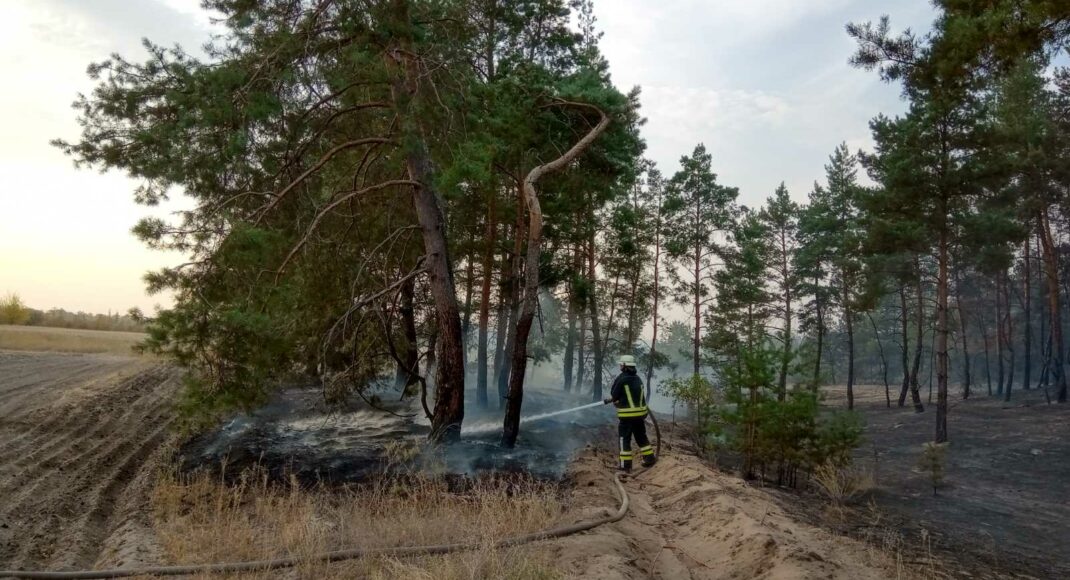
[
  {"x1": 151, "y1": 449, "x2": 564, "y2": 579},
  {"x1": 0, "y1": 325, "x2": 145, "y2": 355},
  {"x1": 811, "y1": 461, "x2": 876, "y2": 509}
]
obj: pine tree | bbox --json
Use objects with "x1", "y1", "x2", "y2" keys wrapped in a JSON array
[{"x1": 664, "y1": 144, "x2": 739, "y2": 379}]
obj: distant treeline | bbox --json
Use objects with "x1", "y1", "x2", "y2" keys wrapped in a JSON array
[{"x1": 24, "y1": 308, "x2": 146, "y2": 333}]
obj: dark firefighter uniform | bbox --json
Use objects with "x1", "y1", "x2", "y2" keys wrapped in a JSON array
[{"x1": 604, "y1": 361, "x2": 656, "y2": 471}]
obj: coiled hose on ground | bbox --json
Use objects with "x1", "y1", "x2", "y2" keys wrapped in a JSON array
[{"x1": 0, "y1": 474, "x2": 628, "y2": 579}]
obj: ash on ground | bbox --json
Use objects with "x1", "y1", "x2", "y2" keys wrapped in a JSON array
[{"x1": 179, "y1": 387, "x2": 613, "y2": 484}]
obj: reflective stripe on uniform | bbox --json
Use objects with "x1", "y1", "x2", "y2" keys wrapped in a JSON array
[
  {"x1": 618, "y1": 380, "x2": 648, "y2": 417},
  {"x1": 639, "y1": 445, "x2": 654, "y2": 456}
]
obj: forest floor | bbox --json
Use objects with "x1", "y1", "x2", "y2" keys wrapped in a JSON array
[
  {"x1": 820, "y1": 383, "x2": 1070, "y2": 579},
  {"x1": 6, "y1": 348, "x2": 1049, "y2": 580}
]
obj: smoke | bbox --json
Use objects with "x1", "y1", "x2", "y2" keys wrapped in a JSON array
[{"x1": 180, "y1": 384, "x2": 614, "y2": 484}]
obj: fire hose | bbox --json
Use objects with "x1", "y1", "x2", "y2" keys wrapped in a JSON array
[{"x1": 0, "y1": 474, "x2": 628, "y2": 579}]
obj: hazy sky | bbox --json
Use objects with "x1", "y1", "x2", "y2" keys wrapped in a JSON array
[{"x1": 0, "y1": 0, "x2": 935, "y2": 314}]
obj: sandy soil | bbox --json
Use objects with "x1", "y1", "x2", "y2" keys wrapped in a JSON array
[
  {"x1": 819, "y1": 384, "x2": 1070, "y2": 580},
  {"x1": 549, "y1": 443, "x2": 912, "y2": 580},
  {"x1": 0, "y1": 350, "x2": 180, "y2": 573}
]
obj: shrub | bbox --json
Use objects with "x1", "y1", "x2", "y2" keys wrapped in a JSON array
[
  {"x1": 0, "y1": 293, "x2": 31, "y2": 325},
  {"x1": 918, "y1": 441, "x2": 949, "y2": 495},
  {"x1": 706, "y1": 341, "x2": 865, "y2": 487}
]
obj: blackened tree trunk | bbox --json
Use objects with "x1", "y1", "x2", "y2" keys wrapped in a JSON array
[
  {"x1": 476, "y1": 197, "x2": 497, "y2": 409},
  {"x1": 1004, "y1": 270, "x2": 1015, "y2": 402},
  {"x1": 491, "y1": 230, "x2": 511, "y2": 409},
  {"x1": 954, "y1": 267, "x2": 971, "y2": 400},
  {"x1": 909, "y1": 268, "x2": 925, "y2": 412},
  {"x1": 813, "y1": 272, "x2": 826, "y2": 388},
  {"x1": 562, "y1": 287, "x2": 578, "y2": 392},
  {"x1": 461, "y1": 244, "x2": 476, "y2": 369},
  {"x1": 868, "y1": 311, "x2": 891, "y2": 407},
  {"x1": 395, "y1": 276, "x2": 420, "y2": 393},
  {"x1": 898, "y1": 285, "x2": 911, "y2": 406},
  {"x1": 576, "y1": 312, "x2": 587, "y2": 391},
  {"x1": 843, "y1": 277, "x2": 855, "y2": 411},
  {"x1": 1037, "y1": 211, "x2": 1067, "y2": 402},
  {"x1": 502, "y1": 106, "x2": 610, "y2": 448},
  {"x1": 979, "y1": 309, "x2": 993, "y2": 395},
  {"x1": 387, "y1": 17, "x2": 464, "y2": 440},
  {"x1": 1024, "y1": 235, "x2": 1032, "y2": 391},
  {"x1": 936, "y1": 226, "x2": 950, "y2": 443},
  {"x1": 497, "y1": 187, "x2": 524, "y2": 406},
  {"x1": 996, "y1": 275, "x2": 1005, "y2": 395}
]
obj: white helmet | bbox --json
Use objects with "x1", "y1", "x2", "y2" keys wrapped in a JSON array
[{"x1": 618, "y1": 355, "x2": 636, "y2": 367}]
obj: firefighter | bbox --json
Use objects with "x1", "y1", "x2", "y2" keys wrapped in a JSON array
[{"x1": 603, "y1": 355, "x2": 656, "y2": 472}]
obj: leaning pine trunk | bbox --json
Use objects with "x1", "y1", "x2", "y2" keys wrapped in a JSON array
[
  {"x1": 386, "y1": 15, "x2": 464, "y2": 440},
  {"x1": 501, "y1": 104, "x2": 610, "y2": 448}
]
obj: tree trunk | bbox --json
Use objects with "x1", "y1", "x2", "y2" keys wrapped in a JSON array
[
  {"x1": 395, "y1": 276, "x2": 420, "y2": 394},
  {"x1": 898, "y1": 285, "x2": 911, "y2": 406},
  {"x1": 476, "y1": 197, "x2": 497, "y2": 409},
  {"x1": 1004, "y1": 269, "x2": 1015, "y2": 402},
  {"x1": 813, "y1": 272, "x2": 825, "y2": 388},
  {"x1": 936, "y1": 227, "x2": 950, "y2": 443},
  {"x1": 980, "y1": 309, "x2": 993, "y2": 395},
  {"x1": 576, "y1": 312, "x2": 587, "y2": 391},
  {"x1": 502, "y1": 106, "x2": 610, "y2": 447},
  {"x1": 868, "y1": 311, "x2": 890, "y2": 408},
  {"x1": 1024, "y1": 234, "x2": 1032, "y2": 391},
  {"x1": 589, "y1": 230, "x2": 605, "y2": 401},
  {"x1": 602, "y1": 272, "x2": 621, "y2": 357},
  {"x1": 954, "y1": 267, "x2": 971, "y2": 400},
  {"x1": 909, "y1": 265, "x2": 925, "y2": 413},
  {"x1": 778, "y1": 228, "x2": 793, "y2": 400},
  {"x1": 491, "y1": 227, "x2": 511, "y2": 409},
  {"x1": 386, "y1": 18, "x2": 464, "y2": 440},
  {"x1": 461, "y1": 243, "x2": 476, "y2": 370},
  {"x1": 1037, "y1": 211, "x2": 1067, "y2": 402},
  {"x1": 996, "y1": 275, "x2": 1005, "y2": 395},
  {"x1": 497, "y1": 186, "x2": 524, "y2": 407},
  {"x1": 646, "y1": 217, "x2": 662, "y2": 388},
  {"x1": 562, "y1": 255, "x2": 578, "y2": 392},
  {"x1": 693, "y1": 246, "x2": 702, "y2": 378},
  {"x1": 843, "y1": 277, "x2": 855, "y2": 411}
]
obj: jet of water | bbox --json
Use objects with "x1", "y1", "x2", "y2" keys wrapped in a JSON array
[{"x1": 462, "y1": 401, "x2": 607, "y2": 436}]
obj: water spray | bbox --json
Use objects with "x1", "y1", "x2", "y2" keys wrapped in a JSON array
[{"x1": 463, "y1": 400, "x2": 607, "y2": 435}]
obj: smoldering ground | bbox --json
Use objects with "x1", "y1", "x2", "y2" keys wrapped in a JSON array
[{"x1": 179, "y1": 384, "x2": 615, "y2": 485}]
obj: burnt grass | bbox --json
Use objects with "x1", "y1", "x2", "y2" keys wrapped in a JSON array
[{"x1": 808, "y1": 384, "x2": 1070, "y2": 580}]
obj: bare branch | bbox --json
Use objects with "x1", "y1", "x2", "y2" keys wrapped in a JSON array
[
  {"x1": 256, "y1": 137, "x2": 396, "y2": 221},
  {"x1": 273, "y1": 180, "x2": 420, "y2": 280}
]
